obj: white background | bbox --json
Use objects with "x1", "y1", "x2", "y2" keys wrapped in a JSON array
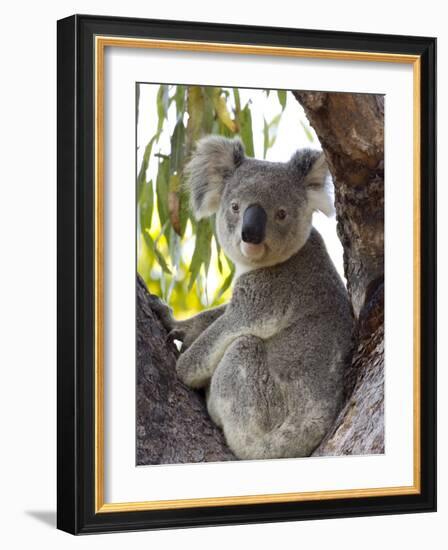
[{"x1": 0, "y1": 1, "x2": 444, "y2": 548}]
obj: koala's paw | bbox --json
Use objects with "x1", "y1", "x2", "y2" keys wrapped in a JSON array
[
  {"x1": 151, "y1": 296, "x2": 175, "y2": 332},
  {"x1": 175, "y1": 352, "x2": 196, "y2": 387},
  {"x1": 168, "y1": 328, "x2": 200, "y2": 354},
  {"x1": 167, "y1": 328, "x2": 185, "y2": 346}
]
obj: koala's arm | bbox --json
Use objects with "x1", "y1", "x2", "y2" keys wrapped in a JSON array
[
  {"x1": 176, "y1": 313, "x2": 239, "y2": 388},
  {"x1": 173, "y1": 305, "x2": 227, "y2": 349},
  {"x1": 176, "y1": 281, "x2": 292, "y2": 388},
  {"x1": 151, "y1": 298, "x2": 227, "y2": 349}
]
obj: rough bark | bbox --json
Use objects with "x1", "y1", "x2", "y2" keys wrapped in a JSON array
[
  {"x1": 293, "y1": 91, "x2": 384, "y2": 456},
  {"x1": 293, "y1": 91, "x2": 384, "y2": 318},
  {"x1": 312, "y1": 282, "x2": 384, "y2": 455},
  {"x1": 136, "y1": 275, "x2": 235, "y2": 464},
  {"x1": 136, "y1": 91, "x2": 385, "y2": 463}
]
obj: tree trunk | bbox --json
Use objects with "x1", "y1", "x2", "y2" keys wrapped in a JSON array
[
  {"x1": 293, "y1": 91, "x2": 384, "y2": 455},
  {"x1": 136, "y1": 91, "x2": 385, "y2": 463},
  {"x1": 136, "y1": 275, "x2": 235, "y2": 464}
]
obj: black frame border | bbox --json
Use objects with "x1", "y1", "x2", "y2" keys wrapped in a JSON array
[{"x1": 57, "y1": 14, "x2": 436, "y2": 534}]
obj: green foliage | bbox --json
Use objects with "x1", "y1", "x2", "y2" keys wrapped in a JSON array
[
  {"x1": 137, "y1": 85, "x2": 298, "y2": 317},
  {"x1": 300, "y1": 119, "x2": 315, "y2": 143},
  {"x1": 188, "y1": 219, "x2": 213, "y2": 290},
  {"x1": 277, "y1": 89, "x2": 287, "y2": 111}
]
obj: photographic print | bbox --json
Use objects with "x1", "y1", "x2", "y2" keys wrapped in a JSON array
[{"x1": 136, "y1": 84, "x2": 384, "y2": 465}]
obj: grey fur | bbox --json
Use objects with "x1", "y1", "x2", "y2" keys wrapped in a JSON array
[
  {"x1": 184, "y1": 135, "x2": 245, "y2": 219},
  {"x1": 156, "y1": 136, "x2": 354, "y2": 460}
]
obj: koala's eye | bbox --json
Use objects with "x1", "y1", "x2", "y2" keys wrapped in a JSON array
[
  {"x1": 276, "y1": 208, "x2": 287, "y2": 221},
  {"x1": 231, "y1": 202, "x2": 240, "y2": 213}
]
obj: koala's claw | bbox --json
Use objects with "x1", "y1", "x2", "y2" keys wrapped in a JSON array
[{"x1": 167, "y1": 328, "x2": 185, "y2": 343}]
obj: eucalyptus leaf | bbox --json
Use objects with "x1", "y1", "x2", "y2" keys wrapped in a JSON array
[
  {"x1": 139, "y1": 179, "x2": 153, "y2": 234},
  {"x1": 156, "y1": 156, "x2": 170, "y2": 231},
  {"x1": 188, "y1": 219, "x2": 213, "y2": 290},
  {"x1": 263, "y1": 118, "x2": 269, "y2": 159},
  {"x1": 156, "y1": 85, "x2": 170, "y2": 134},
  {"x1": 168, "y1": 174, "x2": 181, "y2": 235},
  {"x1": 178, "y1": 188, "x2": 190, "y2": 237},
  {"x1": 186, "y1": 86, "x2": 205, "y2": 149},
  {"x1": 277, "y1": 89, "x2": 287, "y2": 111},
  {"x1": 143, "y1": 230, "x2": 172, "y2": 274},
  {"x1": 233, "y1": 88, "x2": 241, "y2": 113},
  {"x1": 239, "y1": 105, "x2": 254, "y2": 157},
  {"x1": 137, "y1": 133, "x2": 158, "y2": 201},
  {"x1": 216, "y1": 262, "x2": 235, "y2": 299},
  {"x1": 300, "y1": 120, "x2": 315, "y2": 143},
  {"x1": 170, "y1": 120, "x2": 186, "y2": 175},
  {"x1": 268, "y1": 113, "x2": 282, "y2": 149},
  {"x1": 174, "y1": 85, "x2": 186, "y2": 119},
  {"x1": 212, "y1": 89, "x2": 236, "y2": 133}
]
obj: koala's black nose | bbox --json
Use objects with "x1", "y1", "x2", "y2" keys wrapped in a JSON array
[{"x1": 241, "y1": 204, "x2": 267, "y2": 244}]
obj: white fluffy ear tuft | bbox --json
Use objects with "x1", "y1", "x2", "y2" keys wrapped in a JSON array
[
  {"x1": 307, "y1": 185, "x2": 335, "y2": 217},
  {"x1": 184, "y1": 135, "x2": 245, "y2": 220},
  {"x1": 304, "y1": 152, "x2": 335, "y2": 217}
]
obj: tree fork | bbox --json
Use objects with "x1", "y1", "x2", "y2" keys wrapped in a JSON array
[{"x1": 136, "y1": 91, "x2": 385, "y2": 463}]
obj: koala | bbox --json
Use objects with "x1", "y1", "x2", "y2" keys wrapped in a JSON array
[{"x1": 155, "y1": 135, "x2": 354, "y2": 460}]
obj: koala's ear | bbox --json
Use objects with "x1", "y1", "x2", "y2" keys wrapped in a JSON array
[
  {"x1": 289, "y1": 149, "x2": 334, "y2": 217},
  {"x1": 184, "y1": 135, "x2": 245, "y2": 220}
]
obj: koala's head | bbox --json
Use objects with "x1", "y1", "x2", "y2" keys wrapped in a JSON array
[{"x1": 185, "y1": 135, "x2": 334, "y2": 273}]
